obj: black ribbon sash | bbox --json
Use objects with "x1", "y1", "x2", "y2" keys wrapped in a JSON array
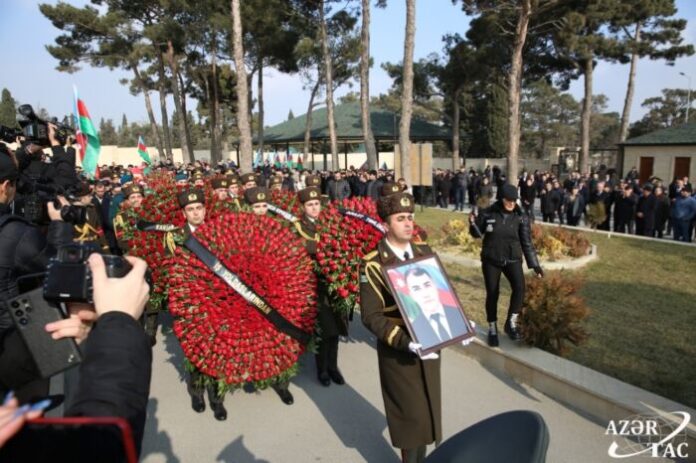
[
  {"x1": 267, "y1": 203, "x2": 299, "y2": 223},
  {"x1": 136, "y1": 220, "x2": 178, "y2": 232},
  {"x1": 184, "y1": 235, "x2": 311, "y2": 345},
  {"x1": 338, "y1": 208, "x2": 386, "y2": 234}
]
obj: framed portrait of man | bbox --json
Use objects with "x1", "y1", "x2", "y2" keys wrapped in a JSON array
[{"x1": 382, "y1": 254, "x2": 475, "y2": 356}]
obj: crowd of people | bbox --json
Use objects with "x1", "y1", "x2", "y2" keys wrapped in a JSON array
[{"x1": 433, "y1": 165, "x2": 696, "y2": 242}]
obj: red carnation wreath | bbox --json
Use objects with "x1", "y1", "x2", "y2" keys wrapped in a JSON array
[
  {"x1": 315, "y1": 196, "x2": 384, "y2": 315},
  {"x1": 167, "y1": 212, "x2": 317, "y2": 389}
]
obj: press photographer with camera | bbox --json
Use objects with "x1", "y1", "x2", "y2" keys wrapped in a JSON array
[
  {"x1": 0, "y1": 253, "x2": 153, "y2": 460},
  {"x1": 0, "y1": 147, "x2": 76, "y2": 402}
]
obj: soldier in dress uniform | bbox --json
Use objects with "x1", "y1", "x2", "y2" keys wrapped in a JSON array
[
  {"x1": 295, "y1": 186, "x2": 347, "y2": 387},
  {"x1": 71, "y1": 181, "x2": 108, "y2": 252},
  {"x1": 242, "y1": 186, "x2": 296, "y2": 405},
  {"x1": 192, "y1": 171, "x2": 205, "y2": 188},
  {"x1": 226, "y1": 176, "x2": 243, "y2": 209},
  {"x1": 173, "y1": 189, "x2": 228, "y2": 421},
  {"x1": 269, "y1": 175, "x2": 283, "y2": 191},
  {"x1": 304, "y1": 174, "x2": 329, "y2": 205},
  {"x1": 113, "y1": 184, "x2": 145, "y2": 253},
  {"x1": 359, "y1": 192, "x2": 440, "y2": 463},
  {"x1": 241, "y1": 172, "x2": 257, "y2": 190},
  {"x1": 211, "y1": 177, "x2": 230, "y2": 201}
]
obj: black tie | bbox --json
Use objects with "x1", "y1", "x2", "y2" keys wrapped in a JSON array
[
  {"x1": 432, "y1": 314, "x2": 448, "y2": 341},
  {"x1": 404, "y1": 251, "x2": 410, "y2": 260}
]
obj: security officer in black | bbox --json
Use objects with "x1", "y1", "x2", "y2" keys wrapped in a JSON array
[
  {"x1": 295, "y1": 186, "x2": 347, "y2": 387},
  {"x1": 469, "y1": 183, "x2": 543, "y2": 346}
]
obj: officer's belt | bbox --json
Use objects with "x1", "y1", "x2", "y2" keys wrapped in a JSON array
[
  {"x1": 338, "y1": 208, "x2": 386, "y2": 234},
  {"x1": 184, "y1": 234, "x2": 311, "y2": 345}
]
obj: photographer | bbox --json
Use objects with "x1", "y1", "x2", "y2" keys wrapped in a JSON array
[
  {"x1": 15, "y1": 124, "x2": 77, "y2": 193},
  {"x1": 0, "y1": 150, "x2": 75, "y2": 401},
  {"x1": 0, "y1": 254, "x2": 152, "y2": 457}
]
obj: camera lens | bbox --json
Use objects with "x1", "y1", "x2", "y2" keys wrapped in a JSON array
[
  {"x1": 19, "y1": 318, "x2": 28, "y2": 326},
  {"x1": 10, "y1": 301, "x2": 19, "y2": 308},
  {"x1": 14, "y1": 310, "x2": 23, "y2": 317}
]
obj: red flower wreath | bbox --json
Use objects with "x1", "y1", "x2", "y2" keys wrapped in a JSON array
[
  {"x1": 270, "y1": 189, "x2": 302, "y2": 217},
  {"x1": 315, "y1": 196, "x2": 383, "y2": 315},
  {"x1": 167, "y1": 212, "x2": 317, "y2": 388}
]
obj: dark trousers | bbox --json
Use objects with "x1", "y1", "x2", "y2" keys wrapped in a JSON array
[
  {"x1": 614, "y1": 220, "x2": 629, "y2": 233},
  {"x1": 188, "y1": 368, "x2": 225, "y2": 406},
  {"x1": 454, "y1": 187, "x2": 466, "y2": 211},
  {"x1": 674, "y1": 219, "x2": 692, "y2": 242},
  {"x1": 316, "y1": 336, "x2": 339, "y2": 373},
  {"x1": 437, "y1": 193, "x2": 449, "y2": 208},
  {"x1": 482, "y1": 260, "x2": 525, "y2": 323},
  {"x1": 523, "y1": 203, "x2": 534, "y2": 222},
  {"x1": 635, "y1": 219, "x2": 653, "y2": 237},
  {"x1": 542, "y1": 212, "x2": 555, "y2": 223},
  {"x1": 401, "y1": 445, "x2": 426, "y2": 463}
]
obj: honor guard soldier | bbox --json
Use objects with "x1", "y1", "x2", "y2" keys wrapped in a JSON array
[
  {"x1": 113, "y1": 184, "x2": 145, "y2": 253},
  {"x1": 192, "y1": 171, "x2": 205, "y2": 188},
  {"x1": 295, "y1": 186, "x2": 347, "y2": 387},
  {"x1": 360, "y1": 192, "x2": 441, "y2": 463},
  {"x1": 269, "y1": 175, "x2": 283, "y2": 191},
  {"x1": 226, "y1": 176, "x2": 242, "y2": 209},
  {"x1": 72, "y1": 181, "x2": 108, "y2": 252},
  {"x1": 242, "y1": 186, "x2": 296, "y2": 405},
  {"x1": 304, "y1": 175, "x2": 329, "y2": 205},
  {"x1": 211, "y1": 177, "x2": 230, "y2": 201},
  {"x1": 240, "y1": 172, "x2": 257, "y2": 190},
  {"x1": 175, "y1": 189, "x2": 228, "y2": 421}
]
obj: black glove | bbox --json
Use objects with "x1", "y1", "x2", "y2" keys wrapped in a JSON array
[{"x1": 533, "y1": 266, "x2": 544, "y2": 278}]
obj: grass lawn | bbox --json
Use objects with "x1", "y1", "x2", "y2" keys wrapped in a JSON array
[{"x1": 417, "y1": 207, "x2": 696, "y2": 409}]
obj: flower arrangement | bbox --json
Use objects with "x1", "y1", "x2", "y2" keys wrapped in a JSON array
[{"x1": 167, "y1": 212, "x2": 317, "y2": 390}]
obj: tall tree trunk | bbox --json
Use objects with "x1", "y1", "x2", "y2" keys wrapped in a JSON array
[
  {"x1": 210, "y1": 36, "x2": 222, "y2": 163},
  {"x1": 257, "y1": 57, "x2": 265, "y2": 162},
  {"x1": 304, "y1": 79, "x2": 321, "y2": 160},
  {"x1": 165, "y1": 40, "x2": 192, "y2": 163},
  {"x1": 204, "y1": 75, "x2": 217, "y2": 164},
  {"x1": 506, "y1": 0, "x2": 531, "y2": 185},
  {"x1": 452, "y1": 87, "x2": 461, "y2": 171},
  {"x1": 231, "y1": 0, "x2": 253, "y2": 171},
  {"x1": 398, "y1": 0, "x2": 416, "y2": 183},
  {"x1": 619, "y1": 23, "x2": 641, "y2": 142},
  {"x1": 319, "y1": 0, "x2": 338, "y2": 170},
  {"x1": 177, "y1": 70, "x2": 194, "y2": 162},
  {"x1": 360, "y1": 0, "x2": 377, "y2": 169},
  {"x1": 131, "y1": 63, "x2": 165, "y2": 160},
  {"x1": 580, "y1": 56, "x2": 593, "y2": 174},
  {"x1": 154, "y1": 51, "x2": 174, "y2": 160}
]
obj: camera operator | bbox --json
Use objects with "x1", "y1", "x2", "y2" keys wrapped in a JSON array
[
  {"x1": 14, "y1": 124, "x2": 77, "y2": 193},
  {"x1": 0, "y1": 254, "x2": 152, "y2": 457},
  {"x1": 0, "y1": 149, "x2": 75, "y2": 402}
]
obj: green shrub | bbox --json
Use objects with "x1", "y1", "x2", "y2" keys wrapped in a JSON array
[{"x1": 519, "y1": 271, "x2": 590, "y2": 356}]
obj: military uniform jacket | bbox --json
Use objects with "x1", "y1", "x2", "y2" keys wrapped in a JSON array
[
  {"x1": 74, "y1": 204, "x2": 108, "y2": 252},
  {"x1": 359, "y1": 238, "x2": 441, "y2": 449},
  {"x1": 295, "y1": 216, "x2": 347, "y2": 337}
]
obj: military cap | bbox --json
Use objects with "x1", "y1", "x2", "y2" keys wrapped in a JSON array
[
  {"x1": 192, "y1": 171, "x2": 205, "y2": 181},
  {"x1": 226, "y1": 175, "x2": 240, "y2": 185},
  {"x1": 244, "y1": 187, "x2": 269, "y2": 205},
  {"x1": 381, "y1": 182, "x2": 402, "y2": 197},
  {"x1": 298, "y1": 186, "x2": 321, "y2": 204},
  {"x1": 240, "y1": 172, "x2": 256, "y2": 185},
  {"x1": 304, "y1": 175, "x2": 321, "y2": 187},
  {"x1": 269, "y1": 175, "x2": 283, "y2": 187},
  {"x1": 211, "y1": 177, "x2": 230, "y2": 190},
  {"x1": 377, "y1": 192, "x2": 415, "y2": 220},
  {"x1": 123, "y1": 184, "x2": 144, "y2": 199},
  {"x1": 178, "y1": 189, "x2": 205, "y2": 208}
]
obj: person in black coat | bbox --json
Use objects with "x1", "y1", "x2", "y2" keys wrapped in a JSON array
[
  {"x1": 539, "y1": 182, "x2": 560, "y2": 223},
  {"x1": 613, "y1": 185, "x2": 636, "y2": 233},
  {"x1": 564, "y1": 186, "x2": 585, "y2": 226},
  {"x1": 653, "y1": 186, "x2": 671, "y2": 238},
  {"x1": 635, "y1": 184, "x2": 657, "y2": 236},
  {"x1": 519, "y1": 177, "x2": 537, "y2": 220},
  {"x1": 470, "y1": 184, "x2": 543, "y2": 347}
]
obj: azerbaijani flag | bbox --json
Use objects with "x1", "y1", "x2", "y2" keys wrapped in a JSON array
[
  {"x1": 137, "y1": 135, "x2": 152, "y2": 165},
  {"x1": 285, "y1": 152, "x2": 294, "y2": 168},
  {"x1": 73, "y1": 86, "x2": 101, "y2": 178},
  {"x1": 273, "y1": 150, "x2": 281, "y2": 168}
]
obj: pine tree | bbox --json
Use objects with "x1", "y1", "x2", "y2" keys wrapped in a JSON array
[
  {"x1": 0, "y1": 89, "x2": 18, "y2": 127},
  {"x1": 487, "y1": 77, "x2": 509, "y2": 158},
  {"x1": 287, "y1": 109, "x2": 295, "y2": 120}
]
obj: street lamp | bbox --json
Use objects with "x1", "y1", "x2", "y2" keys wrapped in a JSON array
[{"x1": 679, "y1": 72, "x2": 692, "y2": 123}]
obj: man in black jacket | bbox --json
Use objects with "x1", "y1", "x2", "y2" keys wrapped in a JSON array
[
  {"x1": 470, "y1": 184, "x2": 543, "y2": 347},
  {"x1": 0, "y1": 146, "x2": 74, "y2": 402},
  {"x1": 635, "y1": 184, "x2": 657, "y2": 236},
  {"x1": 539, "y1": 182, "x2": 560, "y2": 223}
]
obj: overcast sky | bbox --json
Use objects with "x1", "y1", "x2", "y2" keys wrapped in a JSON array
[{"x1": 1, "y1": 0, "x2": 696, "y2": 131}]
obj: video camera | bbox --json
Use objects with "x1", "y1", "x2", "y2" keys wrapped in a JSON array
[
  {"x1": 20, "y1": 181, "x2": 89, "y2": 226},
  {"x1": 16, "y1": 104, "x2": 74, "y2": 147}
]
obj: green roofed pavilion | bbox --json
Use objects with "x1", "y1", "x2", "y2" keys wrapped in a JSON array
[{"x1": 259, "y1": 102, "x2": 451, "y2": 143}]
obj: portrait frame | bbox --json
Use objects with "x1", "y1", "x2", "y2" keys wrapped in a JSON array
[{"x1": 382, "y1": 254, "x2": 476, "y2": 356}]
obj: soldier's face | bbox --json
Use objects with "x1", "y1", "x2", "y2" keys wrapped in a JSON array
[
  {"x1": 303, "y1": 199, "x2": 321, "y2": 219},
  {"x1": 252, "y1": 203, "x2": 268, "y2": 216},
  {"x1": 128, "y1": 193, "x2": 144, "y2": 208},
  {"x1": 229, "y1": 184, "x2": 240, "y2": 197},
  {"x1": 244, "y1": 181, "x2": 256, "y2": 189},
  {"x1": 184, "y1": 203, "x2": 206, "y2": 225},
  {"x1": 215, "y1": 188, "x2": 229, "y2": 200},
  {"x1": 385, "y1": 213, "x2": 414, "y2": 243}
]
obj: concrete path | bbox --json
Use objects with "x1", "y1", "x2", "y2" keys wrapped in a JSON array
[{"x1": 140, "y1": 315, "x2": 640, "y2": 463}]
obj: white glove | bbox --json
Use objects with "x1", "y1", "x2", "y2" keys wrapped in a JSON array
[
  {"x1": 461, "y1": 321, "x2": 477, "y2": 347},
  {"x1": 408, "y1": 342, "x2": 439, "y2": 360}
]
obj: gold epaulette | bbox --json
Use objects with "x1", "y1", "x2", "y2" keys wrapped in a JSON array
[
  {"x1": 294, "y1": 221, "x2": 318, "y2": 242},
  {"x1": 362, "y1": 250, "x2": 378, "y2": 262}
]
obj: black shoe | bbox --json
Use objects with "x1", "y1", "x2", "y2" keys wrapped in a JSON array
[
  {"x1": 504, "y1": 321, "x2": 522, "y2": 341},
  {"x1": 317, "y1": 371, "x2": 331, "y2": 387},
  {"x1": 211, "y1": 402, "x2": 227, "y2": 421},
  {"x1": 487, "y1": 331, "x2": 499, "y2": 347},
  {"x1": 327, "y1": 369, "x2": 345, "y2": 385},
  {"x1": 275, "y1": 387, "x2": 294, "y2": 405},
  {"x1": 191, "y1": 395, "x2": 205, "y2": 413}
]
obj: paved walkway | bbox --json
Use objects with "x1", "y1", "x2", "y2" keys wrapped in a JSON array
[{"x1": 140, "y1": 315, "x2": 643, "y2": 463}]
